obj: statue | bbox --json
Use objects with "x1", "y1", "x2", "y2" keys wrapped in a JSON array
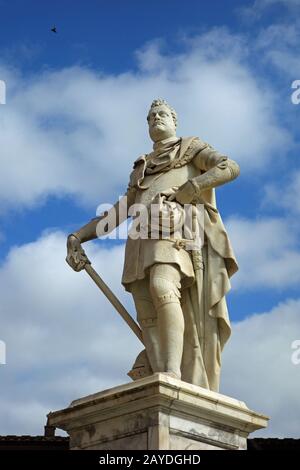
[{"x1": 66, "y1": 99, "x2": 240, "y2": 392}]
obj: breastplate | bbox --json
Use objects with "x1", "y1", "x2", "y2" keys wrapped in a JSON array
[{"x1": 135, "y1": 163, "x2": 200, "y2": 207}]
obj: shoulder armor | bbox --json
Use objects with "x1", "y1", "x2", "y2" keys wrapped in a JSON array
[{"x1": 173, "y1": 137, "x2": 209, "y2": 168}]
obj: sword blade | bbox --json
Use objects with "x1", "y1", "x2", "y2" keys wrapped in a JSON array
[{"x1": 84, "y1": 263, "x2": 144, "y2": 345}]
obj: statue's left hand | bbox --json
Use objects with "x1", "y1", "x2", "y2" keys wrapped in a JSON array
[{"x1": 168, "y1": 181, "x2": 196, "y2": 205}]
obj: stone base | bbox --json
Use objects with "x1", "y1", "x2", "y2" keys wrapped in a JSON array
[{"x1": 48, "y1": 373, "x2": 269, "y2": 450}]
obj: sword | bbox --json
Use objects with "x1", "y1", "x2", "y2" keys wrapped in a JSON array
[
  {"x1": 66, "y1": 249, "x2": 144, "y2": 344},
  {"x1": 191, "y1": 205, "x2": 205, "y2": 352}
]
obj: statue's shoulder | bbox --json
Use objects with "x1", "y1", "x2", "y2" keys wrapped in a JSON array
[
  {"x1": 181, "y1": 136, "x2": 208, "y2": 151},
  {"x1": 132, "y1": 154, "x2": 147, "y2": 168},
  {"x1": 174, "y1": 136, "x2": 208, "y2": 168},
  {"x1": 127, "y1": 154, "x2": 147, "y2": 191}
]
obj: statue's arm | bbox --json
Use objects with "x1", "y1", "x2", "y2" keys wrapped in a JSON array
[
  {"x1": 172, "y1": 144, "x2": 240, "y2": 205},
  {"x1": 71, "y1": 187, "x2": 136, "y2": 243},
  {"x1": 191, "y1": 144, "x2": 240, "y2": 193},
  {"x1": 66, "y1": 187, "x2": 136, "y2": 272}
]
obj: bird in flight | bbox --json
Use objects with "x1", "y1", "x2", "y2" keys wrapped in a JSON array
[{"x1": 51, "y1": 26, "x2": 57, "y2": 33}]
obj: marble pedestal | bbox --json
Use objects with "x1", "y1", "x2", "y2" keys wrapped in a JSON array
[{"x1": 48, "y1": 373, "x2": 268, "y2": 450}]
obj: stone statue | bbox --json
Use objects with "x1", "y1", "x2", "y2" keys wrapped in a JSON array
[{"x1": 66, "y1": 99, "x2": 240, "y2": 392}]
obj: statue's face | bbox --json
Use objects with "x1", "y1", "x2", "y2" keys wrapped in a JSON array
[{"x1": 147, "y1": 105, "x2": 176, "y2": 142}]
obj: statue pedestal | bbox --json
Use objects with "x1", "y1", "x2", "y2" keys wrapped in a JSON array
[{"x1": 48, "y1": 373, "x2": 268, "y2": 450}]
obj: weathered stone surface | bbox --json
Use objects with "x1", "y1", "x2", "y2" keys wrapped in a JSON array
[
  {"x1": 48, "y1": 373, "x2": 268, "y2": 450},
  {"x1": 66, "y1": 99, "x2": 241, "y2": 391}
]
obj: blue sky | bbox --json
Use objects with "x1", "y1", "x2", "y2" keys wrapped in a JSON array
[
  {"x1": 0, "y1": 0, "x2": 300, "y2": 437},
  {"x1": 0, "y1": 0, "x2": 258, "y2": 72}
]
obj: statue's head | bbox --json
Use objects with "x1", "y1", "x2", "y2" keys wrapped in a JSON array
[{"x1": 147, "y1": 99, "x2": 177, "y2": 143}]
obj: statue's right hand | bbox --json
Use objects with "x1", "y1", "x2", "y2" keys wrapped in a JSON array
[{"x1": 66, "y1": 235, "x2": 90, "y2": 272}]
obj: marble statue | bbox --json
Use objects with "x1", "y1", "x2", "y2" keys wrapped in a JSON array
[{"x1": 66, "y1": 99, "x2": 240, "y2": 392}]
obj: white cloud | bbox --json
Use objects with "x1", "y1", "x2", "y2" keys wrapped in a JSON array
[
  {"x1": 240, "y1": 0, "x2": 300, "y2": 21},
  {"x1": 264, "y1": 170, "x2": 300, "y2": 214},
  {"x1": 226, "y1": 215, "x2": 300, "y2": 290},
  {"x1": 222, "y1": 298, "x2": 300, "y2": 437},
  {"x1": 0, "y1": 232, "x2": 299, "y2": 437},
  {"x1": 239, "y1": 0, "x2": 300, "y2": 77},
  {"x1": 0, "y1": 28, "x2": 291, "y2": 213},
  {"x1": 256, "y1": 21, "x2": 300, "y2": 76}
]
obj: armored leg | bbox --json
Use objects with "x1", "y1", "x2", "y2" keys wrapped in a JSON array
[
  {"x1": 149, "y1": 263, "x2": 184, "y2": 379},
  {"x1": 130, "y1": 278, "x2": 162, "y2": 373}
]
